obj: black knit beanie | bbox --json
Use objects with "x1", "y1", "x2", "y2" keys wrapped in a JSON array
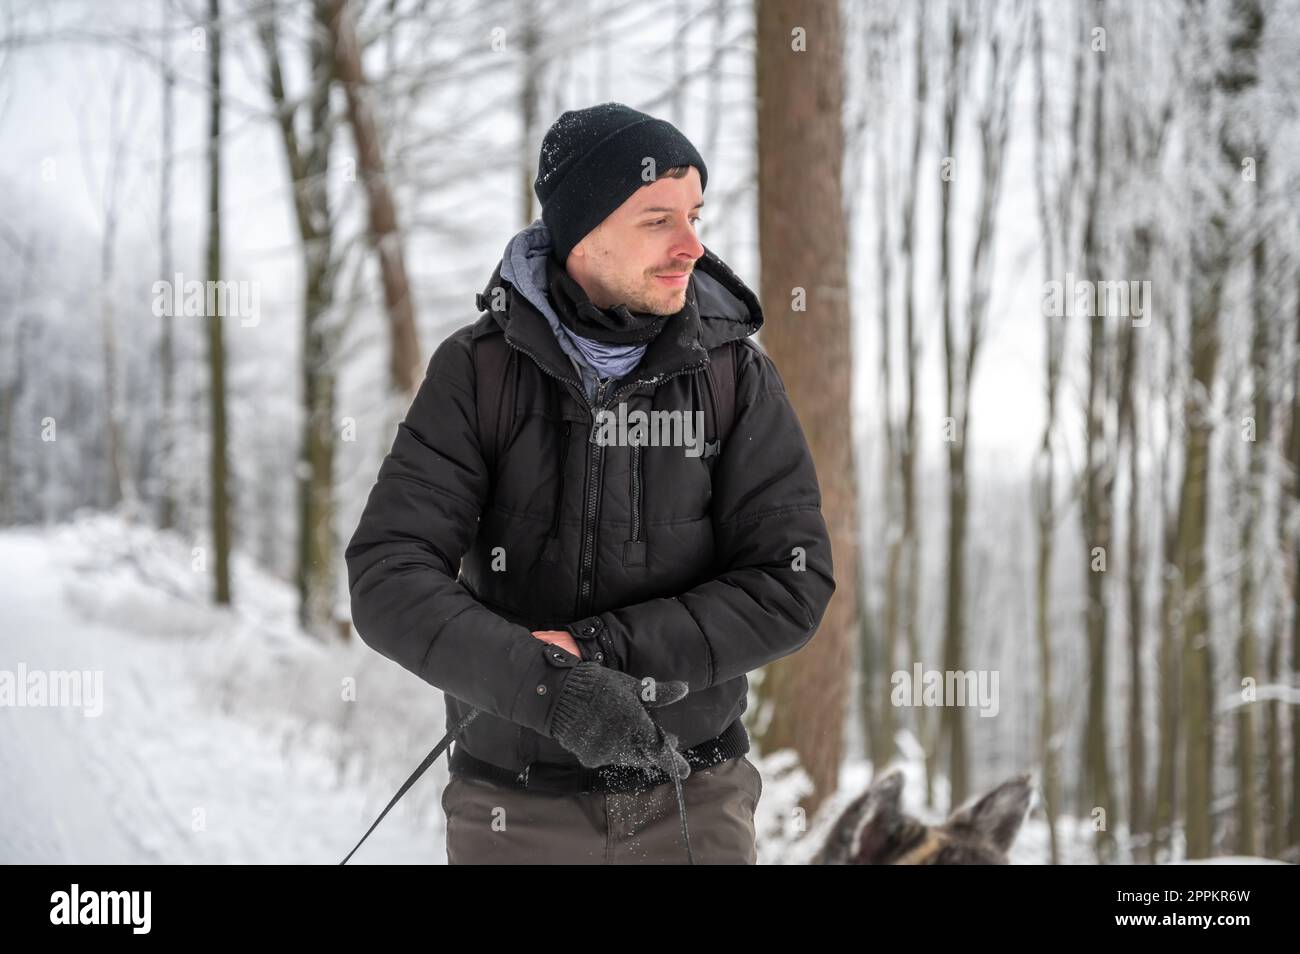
[{"x1": 534, "y1": 102, "x2": 708, "y2": 264}]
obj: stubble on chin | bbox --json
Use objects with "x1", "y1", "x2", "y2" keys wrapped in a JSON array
[{"x1": 641, "y1": 282, "x2": 687, "y2": 316}]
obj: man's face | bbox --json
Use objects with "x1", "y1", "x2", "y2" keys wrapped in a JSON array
[{"x1": 565, "y1": 166, "x2": 704, "y2": 315}]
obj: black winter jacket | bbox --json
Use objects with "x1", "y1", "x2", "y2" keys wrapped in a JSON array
[{"x1": 344, "y1": 235, "x2": 836, "y2": 781}]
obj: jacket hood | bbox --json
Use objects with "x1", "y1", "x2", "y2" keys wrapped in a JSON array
[{"x1": 475, "y1": 218, "x2": 763, "y2": 390}]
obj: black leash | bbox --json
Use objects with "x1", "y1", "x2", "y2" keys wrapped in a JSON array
[
  {"x1": 655, "y1": 721, "x2": 697, "y2": 865},
  {"x1": 339, "y1": 707, "x2": 694, "y2": 864},
  {"x1": 340, "y1": 708, "x2": 480, "y2": 864}
]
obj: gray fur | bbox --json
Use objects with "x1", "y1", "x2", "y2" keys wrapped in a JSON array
[{"x1": 813, "y1": 768, "x2": 1034, "y2": 865}]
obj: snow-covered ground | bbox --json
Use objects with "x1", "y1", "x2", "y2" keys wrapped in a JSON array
[
  {"x1": 0, "y1": 514, "x2": 447, "y2": 864},
  {"x1": 1, "y1": 514, "x2": 1279, "y2": 865}
]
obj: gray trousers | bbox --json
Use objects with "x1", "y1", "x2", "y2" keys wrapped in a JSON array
[{"x1": 441, "y1": 755, "x2": 762, "y2": 864}]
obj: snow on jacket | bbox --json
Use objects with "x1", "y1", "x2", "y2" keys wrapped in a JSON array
[{"x1": 344, "y1": 224, "x2": 837, "y2": 775}]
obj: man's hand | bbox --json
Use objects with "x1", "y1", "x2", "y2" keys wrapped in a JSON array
[
  {"x1": 548, "y1": 662, "x2": 691, "y2": 779},
  {"x1": 532, "y1": 629, "x2": 582, "y2": 658}
]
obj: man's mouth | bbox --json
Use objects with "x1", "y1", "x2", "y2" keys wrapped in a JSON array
[{"x1": 655, "y1": 271, "x2": 690, "y2": 287}]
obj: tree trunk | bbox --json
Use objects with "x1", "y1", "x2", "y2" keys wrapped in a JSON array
[
  {"x1": 753, "y1": 0, "x2": 857, "y2": 818},
  {"x1": 1175, "y1": 0, "x2": 1264, "y2": 861},
  {"x1": 1288, "y1": 271, "x2": 1300, "y2": 850},
  {"x1": 1119, "y1": 295, "x2": 1145, "y2": 860},
  {"x1": 205, "y1": 0, "x2": 233, "y2": 606},
  {"x1": 876, "y1": 132, "x2": 900, "y2": 769},
  {"x1": 899, "y1": 0, "x2": 928, "y2": 801},
  {"x1": 158, "y1": 0, "x2": 177, "y2": 531},
  {"x1": 1154, "y1": 388, "x2": 1181, "y2": 858},
  {"x1": 1236, "y1": 148, "x2": 1268, "y2": 858},
  {"x1": 1079, "y1": 0, "x2": 1116, "y2": 860},
  {"x1": 261, "y1": 1, "x2": 341, "y2": 637},
  {"x1": 938, "y1": 0, "x2": 1021, "y2": 808},
  {"x1": 936, "y1": 0, "x2": 966, "y2": 807},
  {"x1": 1029, "y1": 0, "x2": 1084, "y2": 861},
  {"x1": 518, "y1": 0, "x2": 543, "y2": 226},
  {"x1": 325, "y1": 0, "x2": 422, "y2": 403}
]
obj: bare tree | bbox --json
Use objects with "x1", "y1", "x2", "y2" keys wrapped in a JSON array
[
  {"x1": 861, "y1": 1, "x2": 900, "y2": 774},
  {"x1": 1287, "y1": 259, "x2": 1300, "y2": 852},
  {"x1": 935, "y1": 0, "x2": 968, "y2": 807},
  {"x1": 858, "y1": 0, "x2": 932, "y2": 791},
  {"x1": 1078, "y1": 0, "x2": 1116, "y2": 863},
  {"x1": 158, "y1": 0, "x2": 178, "y2": 531},
  {"x1": 753, "y1": 0, "x2": 857, "y2": 817},
  {"x1": 1230, "y1": 0, "x2": 1267, "y2": 860},
  {"x1": 1173, "y1": 0, "x2": 1267, "y2": 859},
  {"x1": 517, "y1": 0, "x2": 545, "y2": 226},
  {"x1": 1115, "y1": 0, "x2": 1174, "y2": 864},
  {"x1": 325, "y1": 0, "x2": 421, "y2": 403},
  {"x1": 75, "y1": 55, "x2": 143, "y2": 516},
  {"x1": 205, "y1": 0, "x2": 233, "y2": 605},
  {"x1": 898, "y1": 0, "x2": 930, "y2": 803},
  {"x1": 938, "y1": 0, "x2": 1025, "y2": 807},
  {"x1": 1030, "y1": 0, "x2": 1084, "y2": 865},
  {"x1": 256, "y1": 0, "x2": 342, "y2": 634}
]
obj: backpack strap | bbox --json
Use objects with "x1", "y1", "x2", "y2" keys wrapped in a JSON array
[
  {"x1": 702, "y1": 339, "x2": 738, "y2": 459},
  {"x1": 472, "y1": 331, "x2": 517, "y2": 494}
]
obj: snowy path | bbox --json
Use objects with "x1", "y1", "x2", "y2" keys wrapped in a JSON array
[
  {"x1": 4, "y1": 517, "x2": 1227, "y2": 867},
  {"x1": 0, "y1": 525, "x2": 449, "y2": 865}
]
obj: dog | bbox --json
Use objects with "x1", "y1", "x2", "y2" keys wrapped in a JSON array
[{"x1": 811, "y1": 768, "x2": 1034, "y2": 864}]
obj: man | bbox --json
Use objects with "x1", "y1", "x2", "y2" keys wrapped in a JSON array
[{"x1": 345, "y1": 102, "x2": 835, "y2": 864}]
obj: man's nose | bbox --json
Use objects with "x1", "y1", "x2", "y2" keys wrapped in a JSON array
[{"x1": 669, "y1": 222, "x2": 704, "y2": 262}]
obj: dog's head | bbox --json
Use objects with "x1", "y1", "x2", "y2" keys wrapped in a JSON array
[{"x1": 812, "y1": 768, "x2": 1033, "y2": 864}]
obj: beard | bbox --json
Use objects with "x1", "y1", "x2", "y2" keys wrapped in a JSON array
[{"x1": 618, "y1": 267, "x2": 693, "y2": 315}]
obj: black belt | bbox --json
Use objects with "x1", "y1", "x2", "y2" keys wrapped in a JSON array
[{"x1": 449, "y1": 718, "x2": 750, "y2": 795}]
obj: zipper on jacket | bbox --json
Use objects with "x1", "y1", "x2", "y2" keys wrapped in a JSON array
[
  {"x1": 577, "y1": 363, "x2": 707, "y2": 613},
  {"x1": 577, "y1": 378, "x2": 610, "y2": 613},
  {"x1": 622, "y1": 437, "x2": 647, "y2": 567},
  {"x1": 500, "y1": 334, "x2": 707, "y2": 619},
  {"x1": 543, "y1": 421, "x2": 571, "y2": 562},
  {"x1": 630, "y1": 442, "x2": 642, "y2": 543}
]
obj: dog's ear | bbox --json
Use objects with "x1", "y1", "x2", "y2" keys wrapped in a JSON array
[
  {"x1": 813, "y1": 769, "x2": 910, "y2": 864},
  {"x1": 850, "y1": 769, "x2": 928, "y2": 864},
  {"x1": 944, "y1": 773, "x2": 1034, "y2": 853},
  {"x1": 865, "y1": 768, "x2": 906, "y2": 810}
]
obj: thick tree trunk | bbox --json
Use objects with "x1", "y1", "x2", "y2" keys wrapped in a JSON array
[{"x1": 753, "y1": 0, "x2": 857, "y2": 818}]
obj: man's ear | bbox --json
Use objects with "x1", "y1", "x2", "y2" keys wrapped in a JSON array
[{"x1": 571, "y1": 218, "x2": 608, "y2": 260}]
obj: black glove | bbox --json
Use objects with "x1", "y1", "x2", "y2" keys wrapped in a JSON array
[{"x1": 549, "y1": 662, "x2": 691, "y2": 780}]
